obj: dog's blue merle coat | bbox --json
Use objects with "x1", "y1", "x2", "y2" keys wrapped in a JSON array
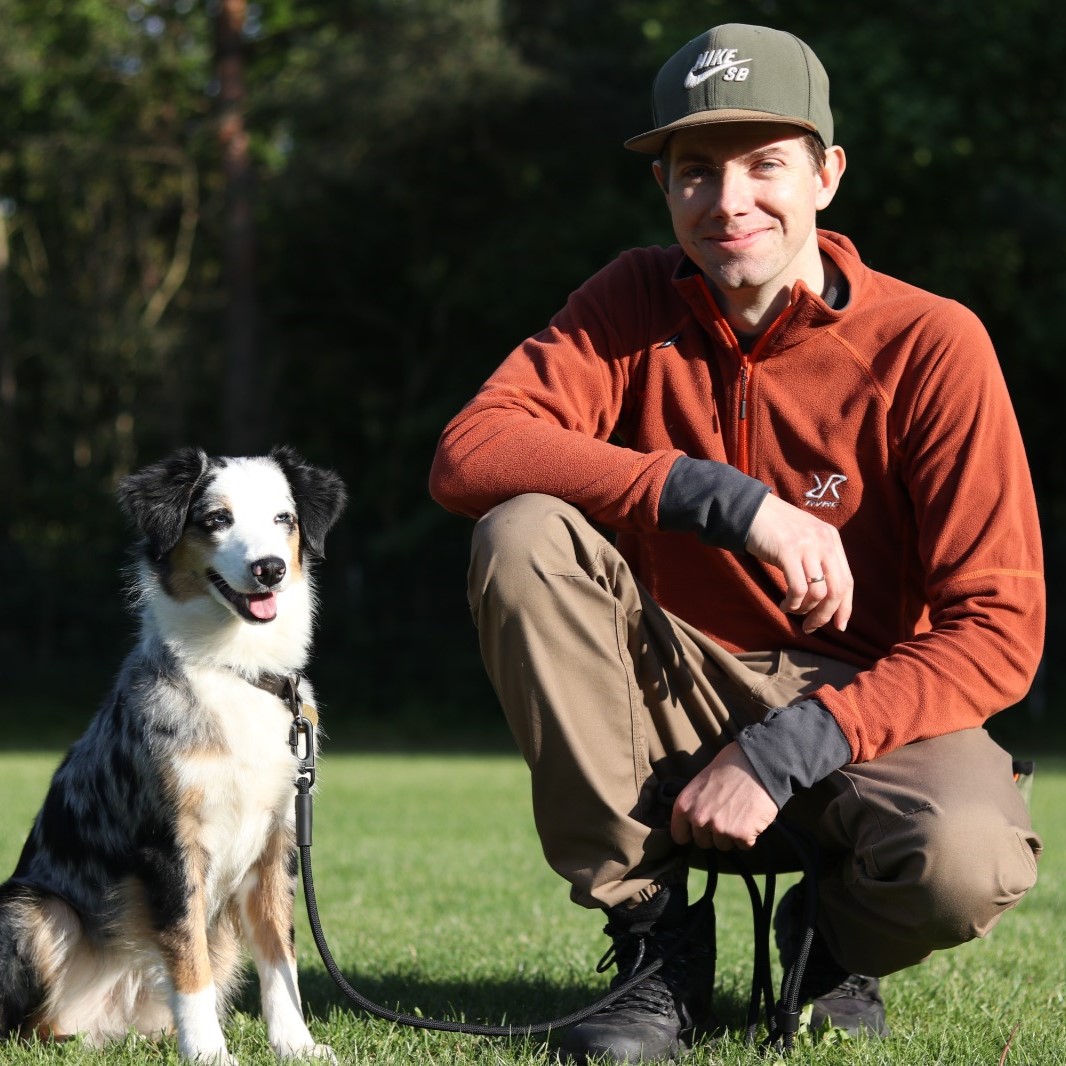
[{"x1": 0, "y1": 446, "x2": 345, "y2": 1063}]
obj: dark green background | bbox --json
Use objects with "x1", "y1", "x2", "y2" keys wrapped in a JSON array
[{"x1": 0, "y1": 1, "x2": 1060, "y2": 744}]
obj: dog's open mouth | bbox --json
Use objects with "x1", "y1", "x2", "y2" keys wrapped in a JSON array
[{"x1": 207, "y1": 570, "x2": 278, "y2": 624}]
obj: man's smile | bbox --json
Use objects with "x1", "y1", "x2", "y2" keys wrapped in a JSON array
[{"x1": 705, "y1": 228, "x2": 769, "y2": 252}]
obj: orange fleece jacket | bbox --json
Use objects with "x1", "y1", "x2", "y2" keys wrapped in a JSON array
[{"x1": 429, "y1": 232, "x2": 1045, "y2": 764}]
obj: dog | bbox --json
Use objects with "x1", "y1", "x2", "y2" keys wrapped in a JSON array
[{"x1": 0, "y1": 446, "x2": 346, "y2": 1063}]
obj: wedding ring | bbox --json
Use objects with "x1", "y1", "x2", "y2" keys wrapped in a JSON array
[{"x1": 807, "y1": 575, "x2": 826, "y2": 584}]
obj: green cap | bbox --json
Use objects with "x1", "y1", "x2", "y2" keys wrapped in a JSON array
[{"x1": 625, "y1": 24, "x2": 833, "y2": 154}]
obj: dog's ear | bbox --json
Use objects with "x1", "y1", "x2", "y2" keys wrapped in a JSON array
[
  {"x1": 117, "y1": 447, "x2": 211, "y2": 560},
  {"x1": 270, "y1": 445, "x2": 347, "y2": 560}
]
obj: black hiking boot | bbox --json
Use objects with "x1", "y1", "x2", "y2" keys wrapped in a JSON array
[
  {"x1": 558, "y1": 884, "x2": 716, "y2": 1064},
  {"x1": 774, "y1": 882, "x2": 890, "y2": 1037}
]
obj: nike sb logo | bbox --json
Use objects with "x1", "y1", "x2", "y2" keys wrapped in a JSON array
[
  {"x1": 684, "y1": 49, "x2": 753, "y2": 89},
  {"x1": 804, "y1": 473, "x2": 848, "y2": 509}
]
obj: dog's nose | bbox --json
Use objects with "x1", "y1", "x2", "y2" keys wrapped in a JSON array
[{"x1": 251, "y1": 556, "x2": 287, "y2": 588}]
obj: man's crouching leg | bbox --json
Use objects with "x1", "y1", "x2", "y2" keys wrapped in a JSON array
[
  {"x1": 468, "y1": 494, "x2": 729, "y2": 1061},
  {"x1": 793, "y1": 728, "x2": 1041, "y2": 986}
]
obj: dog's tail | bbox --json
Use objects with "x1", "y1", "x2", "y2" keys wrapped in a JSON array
[{"x1": 0, "y1": 881, "x2": 48, "y2": 1039}]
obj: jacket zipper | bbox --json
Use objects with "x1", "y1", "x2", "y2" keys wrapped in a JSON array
[
  {"x1": 738, "y1": 357, "x2": 751, "y2": 472},
  {"x1": 733, "y1": 305, "x2": 793, "y2": 474},
  {"x1": 693, "y1": 274, "x2": 794, "y2": 475}
]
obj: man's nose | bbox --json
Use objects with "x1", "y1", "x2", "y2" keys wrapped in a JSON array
[{"x1": 710, "y1": 166, "x2": 750, "y2": 217}]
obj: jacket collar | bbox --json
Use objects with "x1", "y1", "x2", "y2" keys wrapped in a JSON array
[{"x1": 670, "y1": 229, "x2": 862, "y2": 354}]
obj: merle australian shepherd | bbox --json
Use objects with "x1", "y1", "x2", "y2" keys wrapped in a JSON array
[{"x1": 0, "y1": 446, "x2": 346, "y2": 1063}]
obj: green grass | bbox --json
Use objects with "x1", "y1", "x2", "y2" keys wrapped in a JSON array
[{"x1": 0, "y1": 749, "x2": 1063, "y2": 1064}]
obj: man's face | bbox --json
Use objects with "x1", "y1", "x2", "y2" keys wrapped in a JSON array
[{"x1": 654, "y1": 123, "x2": 843, "y2": 299}]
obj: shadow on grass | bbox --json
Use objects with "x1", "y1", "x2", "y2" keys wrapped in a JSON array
[{"x1": 235, "y1": 963, "x2": 757, "y2": 1050}]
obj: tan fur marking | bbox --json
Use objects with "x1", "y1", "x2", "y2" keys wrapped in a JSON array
[
  {"x1": 166, "y1": 531, "x2": 213, "y2": 603},
  {"x1": 243, "y1": 827, "x2": 297, "y2": 968},
  {"x1": 10, "y1": 897, "x2": 70, "y2": 1038},
  {"x1": 26, "y1": 900, "x2": 63, "y2": 992},
  {"x1": 154, "y1": 776, "x2": 213, "y2": 994},
  {"x1": 166, "y1": 771, "x2": 209, "y2": 847},
  {"x1": 113, "y1": 877, "x2": 164, "y2": 953},
  {"x1": 157, "y1": 901, "x2": 213, "y2": 995},
  {"x1": 288, "y1": 528, "x2": 303, "y2": 578},
  {"x1": 158, "y1": 916, "x2": 213, "y2": 994},
  {"x1": 31, "y1": 1024, "x2": 75, "y2": 1042},
  {"x1": 207, "y1": 903, "x2": 245, "y2": 1013}
]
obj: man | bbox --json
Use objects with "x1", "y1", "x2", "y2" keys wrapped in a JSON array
[{"x1": 429, "y1": 23, "x2": 1044, "y2": 1064}]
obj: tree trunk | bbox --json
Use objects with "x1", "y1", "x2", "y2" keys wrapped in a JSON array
[{"x1": 215, "y1": 0, "x2": 262, "y2": 454}]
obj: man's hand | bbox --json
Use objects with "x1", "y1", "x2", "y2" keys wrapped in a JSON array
[
  {"x1": 670, "y1": 742, "x2": 779, "y2": 851},
  {"x1": 745, "y1": 492, "x2": 853, "y2": 633}
]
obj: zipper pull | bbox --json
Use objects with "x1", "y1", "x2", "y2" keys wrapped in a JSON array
[{"x1": 739, "y1": 360, "x2": 750, "y2": 420}]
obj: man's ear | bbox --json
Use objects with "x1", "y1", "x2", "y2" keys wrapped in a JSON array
[
  {"x1": 815, "y1": 145, "x2": 846, "y2": 211},
  {"x1": 653, "y1": 158, "x2": 669, "y2": 195}
]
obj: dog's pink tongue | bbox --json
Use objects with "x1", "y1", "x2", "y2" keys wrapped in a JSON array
[{"x1": 248, "y1": 592, "x2": 278, "y2": 621}]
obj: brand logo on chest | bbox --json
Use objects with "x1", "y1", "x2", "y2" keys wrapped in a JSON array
[{"x1": 804, "y1": 472, "x2": 848, "y2": 509}]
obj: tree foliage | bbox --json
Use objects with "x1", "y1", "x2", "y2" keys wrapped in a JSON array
[{"x1": 0, "y1": 0, "x2": 1062, "y2": 715}]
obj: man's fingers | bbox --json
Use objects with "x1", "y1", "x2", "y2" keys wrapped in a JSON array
[
  {"x1": 787, "y1": 561, "x2": 855, "y2": 632},
  {"x1": 746, "y1": 494, "x2": 854, "y2": 632},
  {"x1": 670, "y1": 802, "x2": 693, "y2": 846},
  {"x1": 670, "y1": 746, "x2": 779, "y2": 851},
  {"x1": 680, "y1": 819, "x2": 741, "y2": 851},
  {"x1": 835, "y1": 581, "x2": 853, "y2": 631},
  {"x1": 804, "y1": 565, "x2": 854, "y2": 632},
  {"x1": 781, "y1": 564, "x2": 831, "y2": 617},
  {"x1": 798, "y1": 572, "x2": 837, "y2": 631},
  {"x1": 779, "y1": 559, "x2": 813, "y2": 611}
]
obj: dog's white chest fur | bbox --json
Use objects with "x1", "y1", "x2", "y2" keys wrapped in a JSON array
[{"x1": 177, "y1": 669, "x2": 305, "y2": 909}]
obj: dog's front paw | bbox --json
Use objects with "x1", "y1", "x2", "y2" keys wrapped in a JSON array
[{"x1": 180, "y1": 1039, "x2": 239, "y2": 1065}]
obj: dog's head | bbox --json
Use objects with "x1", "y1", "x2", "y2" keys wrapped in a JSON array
[{"x1": 117, "y1": 446, "x2": 347, "y2": 627}]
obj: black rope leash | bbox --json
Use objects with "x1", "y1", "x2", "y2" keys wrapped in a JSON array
[
  {"x1": 295, "y1": 777, "x2": 717, "y2": 1038},
  {"x1": 288, "y1": 698, "x2": 818, "y2": 1049},
  {"x1": 720, "y1": 822, "x2": 821, "y2": 1055}
]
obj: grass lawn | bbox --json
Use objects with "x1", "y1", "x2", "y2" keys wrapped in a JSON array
[{"x1": 0, "y1": 745, "x2": 1062, "y2": 1064}]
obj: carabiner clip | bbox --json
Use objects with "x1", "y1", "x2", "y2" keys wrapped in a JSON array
[{"x1": 289, "y1": 715, "x2": 316, "y2": 786}]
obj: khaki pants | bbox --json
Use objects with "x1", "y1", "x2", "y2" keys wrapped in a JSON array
[{"x1": 468, "y1": 494, "x2": 1041, "y2": 976}]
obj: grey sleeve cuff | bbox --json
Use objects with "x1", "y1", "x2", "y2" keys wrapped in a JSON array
[
  {"x1": 658, "y1": 455, "x2": 771, "y2": 553},
  {"x1": 734, "y1": 699, "x2": 852, "y2": 809}
]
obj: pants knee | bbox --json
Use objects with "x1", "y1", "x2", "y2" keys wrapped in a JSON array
[
  {"x1": 471, "y1": 493, "x2": 564, "y2": 568},
  {"x1": 864, "y1": 804, "x2": 1038, "y2": 950},
  {"x1": 922, "y1": 807, "x2": 1037, "y2": 942},
  {"x1": 469, "y1": 494, "x2": 597, "y2": 615}
]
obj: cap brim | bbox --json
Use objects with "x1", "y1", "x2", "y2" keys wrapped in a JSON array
[{"x1": 624, "y1": 109, "x2": 820, "y2": 154}]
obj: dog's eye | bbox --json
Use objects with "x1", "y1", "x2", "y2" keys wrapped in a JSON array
[
  {"x1": 275, "y1": 512, "x2": 296, "y2": 529},
  {"x1": 201, "y1": 510, "x2": 233, "y2": 533}
]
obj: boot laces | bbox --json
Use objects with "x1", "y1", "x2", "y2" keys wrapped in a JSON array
[
  {"x1": 821, "y1": 974, "x2": 881, "y2": 1002},
  {"x1": 591, "y1": 920, "x2": 686, "y2": 1018}
]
